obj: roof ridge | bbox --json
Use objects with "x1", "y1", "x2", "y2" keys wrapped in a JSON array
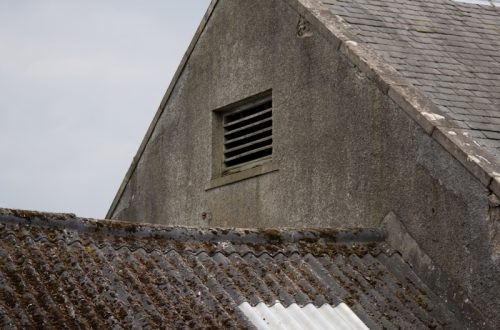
[
  {"x1": 0, "y1": 208, "x2": 385, "y2": 245},
  {"x1": 287, "y1": 0, "x2": 500, "y2": 196}
]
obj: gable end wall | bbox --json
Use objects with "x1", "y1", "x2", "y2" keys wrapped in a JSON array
[{"x1": 109, "y1": 0, "x2": 499, "y2": 324}]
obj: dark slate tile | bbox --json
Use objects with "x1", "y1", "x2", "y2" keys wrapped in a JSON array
[{"x1": 323, "y1": 0, "x2": 500, "y2": 157}]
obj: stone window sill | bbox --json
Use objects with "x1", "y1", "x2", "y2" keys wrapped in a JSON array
[{"x1": 205, "y1": 161, "x2": 278, "y2": 190}]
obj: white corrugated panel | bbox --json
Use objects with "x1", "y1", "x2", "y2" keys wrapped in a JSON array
[
  {"x1": 454, "y1": 0, "x2": 499, "y2": 6},
  {"x1": 238, "y1": 302, "x2": 369, "y2": 330}
]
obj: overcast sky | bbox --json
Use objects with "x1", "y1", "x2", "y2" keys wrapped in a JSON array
[{"x1": 0, "y1": 1, "x2": 211, "y2": 218}]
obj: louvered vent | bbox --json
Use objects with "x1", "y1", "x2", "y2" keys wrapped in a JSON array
[{"x1": 223, "y1": 98, "x2": 272, "y2": 169}]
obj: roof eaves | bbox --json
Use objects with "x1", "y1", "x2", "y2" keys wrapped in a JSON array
[
  {"x1": 106, "y1": 0, "x2": 220, "y2": 219},
  {"x1": 287, "y1": 0, "x2": 500, "y2": 195}
]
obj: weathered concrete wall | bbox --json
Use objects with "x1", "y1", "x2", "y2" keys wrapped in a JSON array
[{"x1": 110, "y1": 0, "x2": 498, "y2": 324}]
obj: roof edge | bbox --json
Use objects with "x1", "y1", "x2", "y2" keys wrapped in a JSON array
[
  {"x1": 285, "y1": 0, "x2": 500, "y2": 195},
  {"x1": 106, "y1": 0, "x2": 220, "y2": 219},
  {"x1": 1, "y1": 208, "x2": 385, "y2": 244}
]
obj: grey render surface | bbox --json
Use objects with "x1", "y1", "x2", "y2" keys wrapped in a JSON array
[
  {"x1": 0, "y1": 209, "x2": 478, "y2": 329},
  {"x1": 107, "y1": 0, "x2": 500, "y2": 327}
]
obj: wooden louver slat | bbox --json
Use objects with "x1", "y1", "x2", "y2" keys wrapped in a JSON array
[{"x1": 223, "y1": 99, "x2": 272, "y2": 168}]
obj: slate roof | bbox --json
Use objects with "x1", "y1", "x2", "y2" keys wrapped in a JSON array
[
  {"x1": 0, "y1": 208, "x2": 477, "y2": 329},
  {"x1": 322, "y1": 0, "x2": 500, "y2": 152}
]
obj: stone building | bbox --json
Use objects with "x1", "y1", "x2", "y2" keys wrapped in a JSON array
[
  {"x1": 107, "y1": 0, "x2": 500, "y2": 326},
  {"x1": 1, "y1": 0, "x2": 499, "y2": 328}
]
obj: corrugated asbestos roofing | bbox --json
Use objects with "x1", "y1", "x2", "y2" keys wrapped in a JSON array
[
  {"x1": 322, "y1": 0, "x2": 500, "y2": 154},
  {"x1": 0, "y1": 209, "x2": 465, "y2": 329}
]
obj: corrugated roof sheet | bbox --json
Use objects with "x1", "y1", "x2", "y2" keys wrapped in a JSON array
[
  {"x1": 239, "y1": 302, "x2": 369, "y2": 330},
  {"x1": 322, "y1": 0, "x2": 500, "y2": 154},
  {"x1": 455, "y1": 0, "x2": 500, "y2": 6},
  {"x1": 0, "y1": 208, "x2": 466, "y2": 328}
]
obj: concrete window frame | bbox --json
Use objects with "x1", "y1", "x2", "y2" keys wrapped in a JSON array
[{"x1": 206, "y1": 90, "x2": 278, "y2": 190}]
